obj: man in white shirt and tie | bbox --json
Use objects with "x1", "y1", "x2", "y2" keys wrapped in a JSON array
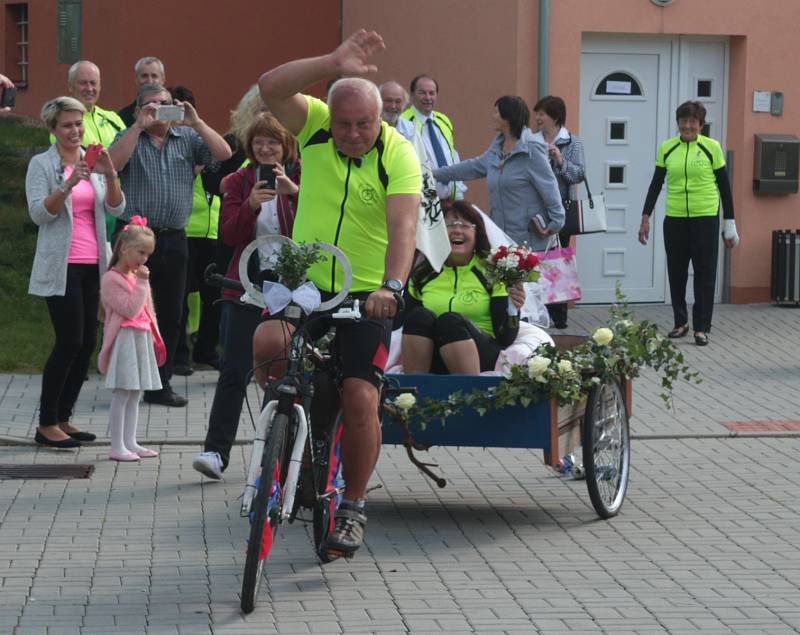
[{"x1": 401, "y1": 74, "x2": 466, "y2": 201}]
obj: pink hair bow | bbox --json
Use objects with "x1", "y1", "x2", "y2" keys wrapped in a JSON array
[{"x1": 123, "y1": 215, "x2": 148, "y2": 231}]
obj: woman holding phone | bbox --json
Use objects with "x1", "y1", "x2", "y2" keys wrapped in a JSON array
[
  {"x1": 26, "y1": 96, "x2": 125, "y2": 448},
  {"x1": 193, "y1": 112, "x2": 300, "y2": 479}
]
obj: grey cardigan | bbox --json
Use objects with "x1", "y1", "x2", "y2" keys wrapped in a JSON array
[
  {"x1": 26, "y1": 145, "x2": 126, "y2": 297},
  {"x1": 433, "y1": 127, "x2": 564, "y2": 250}
]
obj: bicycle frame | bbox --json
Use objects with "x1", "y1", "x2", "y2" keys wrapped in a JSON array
[{"x1": 240, "y1": 304, "x2": 354, "y2": 521}]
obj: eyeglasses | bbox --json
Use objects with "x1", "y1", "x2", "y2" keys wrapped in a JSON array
[{"x1": 445, "y1": 220, "x2": 476, "y2": 229}]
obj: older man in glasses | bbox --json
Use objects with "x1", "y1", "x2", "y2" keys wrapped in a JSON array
[{"x1": 108, "y1": 83, "x2": 231, "y2": 408}]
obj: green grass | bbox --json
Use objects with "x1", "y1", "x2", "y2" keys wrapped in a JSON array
[{"x1": 0, "y1": 116, "x2": 55, "y2": 371}]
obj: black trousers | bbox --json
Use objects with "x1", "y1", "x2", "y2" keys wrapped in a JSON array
[
  {"x1": 39, "y1": 264, "x2": 99, "y2": 427},
  {"x1": 175, "y1": 237, "x2": 221, "y2": 365},
  {"x1": 204, "y1": 301, "x2": 262, "y2": 470},
  {"x1": 663, "y1": 215, "x2": 720, "y2": 332},
  {"x1": 404, "y1": 306, "x2": 501, "y2": 373}
]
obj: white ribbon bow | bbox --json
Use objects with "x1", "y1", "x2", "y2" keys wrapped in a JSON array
[{"x1": 262, "y1": 280, "x2": 322, "y2": 316}]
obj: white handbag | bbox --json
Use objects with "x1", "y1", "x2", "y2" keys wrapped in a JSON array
[{"x1": 563, "y1": 177, "x2": 607, "y2": 235}]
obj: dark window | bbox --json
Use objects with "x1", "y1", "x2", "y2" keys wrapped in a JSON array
[
  {"x1": 609, "y1": 165, "x2": 625, "y2": 184},
  {"x1": 610, "y1": 122, "x2": 626, "y2": 141},
  {"x1": 57, "y1": 0, "x2": 82, "y2": 65},
  {"x1": 701, "y1": 123, "x2": 711, "y2": 137},
  {"x1": 697, "y1": 80, "x2": 713, "y2": 99},
  {"x1": 4, "y1": 4, "x2": 28, "y2": 87},
  {"x1": 595, "y1": 72, "x2": 643, "y2": 96}
]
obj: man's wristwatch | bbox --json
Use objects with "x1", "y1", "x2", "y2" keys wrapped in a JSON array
[{"x1": 381, "y1": 279, "x2": 403, "y2": 293}]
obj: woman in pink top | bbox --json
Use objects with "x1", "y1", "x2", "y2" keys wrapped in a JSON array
[
  {"x1": 25, "y1": 96, "x2": 125, "y2": 449},
  {"x1": 99, "y1": 218, "x2": 165, "y2": 461}
]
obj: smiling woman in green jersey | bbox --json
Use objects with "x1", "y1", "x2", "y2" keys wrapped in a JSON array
[
  {"x1": 638, "y1": 101, "x2": 739, "y2": 347},
  {"x1": 402, "y1": 201, "x2": 525, "y2": 374}
]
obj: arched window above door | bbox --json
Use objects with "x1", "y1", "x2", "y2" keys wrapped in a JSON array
[{"x1": 594, "y1": 72, "x2": 643, "y2": 97}]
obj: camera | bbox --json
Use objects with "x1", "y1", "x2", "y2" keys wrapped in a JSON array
[{"x1": 155, "y1": 105, "x2": 184, "y2": 121}]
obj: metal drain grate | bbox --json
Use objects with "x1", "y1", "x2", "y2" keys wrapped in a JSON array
[{"x1": 0, "y1": 464, "x2": 95, "y2": 479}]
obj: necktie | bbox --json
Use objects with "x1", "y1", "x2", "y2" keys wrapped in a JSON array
[{"x1": 426, "y1": 118, "x2": 448, "y2": 168}]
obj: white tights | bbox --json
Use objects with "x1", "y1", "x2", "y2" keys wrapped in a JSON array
[{"x1": 108, "y1": 389, "x2": 147, "y2": 455}]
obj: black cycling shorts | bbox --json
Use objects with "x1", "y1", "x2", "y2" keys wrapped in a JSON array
[{"x1": 265, "y1": 291, "x2": 392, "y2": 389}]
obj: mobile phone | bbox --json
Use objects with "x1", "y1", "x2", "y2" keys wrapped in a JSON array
[
  {"x1": 0, "y1": 86, "x2": 16, "y2": 108},
  {"x1": 155, "y1": 104, "x2": 184, "y2": 121},
  {"x1": 257, "y1": 163, "x2": 277, "y2": 190},
  {"x1": 83, "y1": 144, "x2": 102, "y2": 170}
]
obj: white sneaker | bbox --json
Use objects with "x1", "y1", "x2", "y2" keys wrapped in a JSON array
[{"x1": 192, "y1": 451, "x2": 223, "y2": 480}]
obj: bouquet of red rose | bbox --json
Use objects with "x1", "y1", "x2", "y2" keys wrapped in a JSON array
[{"x1": 484, "y1": 245, "x2": 541, "y2": 316}]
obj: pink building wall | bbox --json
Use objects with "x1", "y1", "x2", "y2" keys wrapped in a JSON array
[{"x1": 346, "y1": 0, "x2": 800, "y2": 303}]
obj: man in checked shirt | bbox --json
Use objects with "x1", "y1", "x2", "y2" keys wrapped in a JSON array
[{"x1": 109, "y1": 83, "x2": 231, "y2": 407}]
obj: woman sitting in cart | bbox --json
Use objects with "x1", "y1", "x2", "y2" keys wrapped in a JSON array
[{"x1": 401, "y1": 200, "x2": 526, "y2": 374}]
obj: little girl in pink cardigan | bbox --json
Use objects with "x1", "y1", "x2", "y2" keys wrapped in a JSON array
[{"x1": 99, "y1": 216, "x2": 166, "y2": 461}]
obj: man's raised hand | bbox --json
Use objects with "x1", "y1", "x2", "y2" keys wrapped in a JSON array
[{"x1": 331, "y1": 30, "x2": 386, "y2": 77}]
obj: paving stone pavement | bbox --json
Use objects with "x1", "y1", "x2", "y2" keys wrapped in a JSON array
[{"x1": 1, "y1": 302, "x2": 799, "y2": 634}]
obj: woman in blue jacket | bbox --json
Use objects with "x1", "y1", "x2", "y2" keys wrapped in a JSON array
[{"x1": 432, "y1": 95, "x2": 564, "y2": 252}]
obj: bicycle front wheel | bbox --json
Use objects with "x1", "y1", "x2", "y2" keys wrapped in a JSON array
[{"x1": 241, "y1": 412, "x2": 290, "y2": 613}]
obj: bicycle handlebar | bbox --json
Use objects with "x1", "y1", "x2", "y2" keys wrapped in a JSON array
[
  {"x1": 203, "y1": 263, "x2": 244, "y2": 293},
  {"x1": 237, "y1": 235, "x2": 353, "y2": 313}
]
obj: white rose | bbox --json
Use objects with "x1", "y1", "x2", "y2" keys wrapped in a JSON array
[
  {"x1": 593, "y1": 327, "x2": 614, "y2": 346},
  {"x1": 590, "y1": 376, "x2": 601, "y2": 385},
  {"x1": 394, "y1": 393, "x2": 416, "y2": 411},
  {"x1": 557, "y1": 359, "x2": 573, "y2": 373},
  {"x1": 499, "y1": 254, "x2": 520, "y2": 270},
  {"x1": 527, "y1": 355, "x2": 551, "y2": 378}
]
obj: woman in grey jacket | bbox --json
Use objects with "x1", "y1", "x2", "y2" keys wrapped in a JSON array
[
  {"x1": 533, "y1": 95, "x2": 586, "y2": 328},
  {"x1": 26, "y1": 96, "x2": 125, "y2": 448},
  {"x1": 432, "y1": 95, "x2": 564, "y2": 252}
]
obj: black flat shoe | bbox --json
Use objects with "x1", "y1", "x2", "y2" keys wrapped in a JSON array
[
  {"x1": 66, "y1": 431, "x2": 96, "y2": 442},
  {"x1": 694, "y1": 332, "x2": 709, "y2": 346},
  {"x1": 667, "y1": 325, "x2": 689, "y2": 338},
  {"x1": 34, "y1": 431, "x2": 81, "y2": 448}
]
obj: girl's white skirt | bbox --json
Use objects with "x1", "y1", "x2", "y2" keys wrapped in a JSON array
[{"x1": 105, "y1": 327, "x2": 163, "y2": 391}]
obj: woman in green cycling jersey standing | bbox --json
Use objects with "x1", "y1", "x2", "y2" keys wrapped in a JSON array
[{"x1": 638, "y1": 101, "x2": 739, "y2": 347}]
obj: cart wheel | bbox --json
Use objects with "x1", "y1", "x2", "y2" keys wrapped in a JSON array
[{"x1": 582, "y1": 379, "x2": 630, "y2": 519}]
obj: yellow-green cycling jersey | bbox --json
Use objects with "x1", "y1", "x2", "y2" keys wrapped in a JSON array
[
  {"x1": 49, "y1": 105, "x2": 126, "y2": 148},
  {"x1": 408, "y1": 255, "x2": 507, "y2": 338},
  {"x1": 292, "y1": 96, "x2": 421, "y2": 293},
  {"x1": 186, "y1": 175, "x2": 220, "y2": 240},
  {"x1": 656, "y1": 134, "x2": 726, "y2": 217}
]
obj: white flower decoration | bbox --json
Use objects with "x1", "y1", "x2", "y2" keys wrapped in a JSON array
[
  {"x1": 593, "y1": 327, "x2": 614, "y2": 346},
  {"x1": 394, "y1": 393, "x2": 416, "y2": 411},
  {"x1": 527, "y1": 355, "x2": 551, "y2": 378},
  {"x1": 557, "y1": 359, "x2": 573, "y2": 374}
]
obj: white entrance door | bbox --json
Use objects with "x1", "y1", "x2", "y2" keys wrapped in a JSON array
[
  {"x1": 577, "y1": 39, "x2": 672, "y2": 302},
  {"x1": 577, "y1": 35, "x2": 728, "y2": 303}
]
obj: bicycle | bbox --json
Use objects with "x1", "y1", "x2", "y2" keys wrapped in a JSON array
[{"x1": 207, "y1": 236, "x2": 403, "y2": 614}]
